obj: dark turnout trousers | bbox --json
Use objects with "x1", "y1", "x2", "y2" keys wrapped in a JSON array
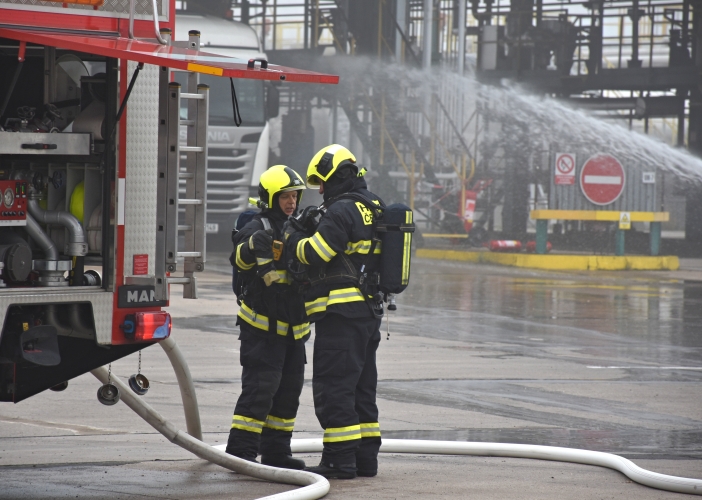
[
  {"x1": 225, "y1": 326, "x2": 306, "y2": 460},
  {"x1": 312, "y1": 313, "x2": 382, "y2": 474}
]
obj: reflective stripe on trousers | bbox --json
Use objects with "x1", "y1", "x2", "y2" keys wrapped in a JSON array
[
  {"x1": 232, "y1": 414, "x2": 264, "y2": 433},
  {"x1": 264, "y1": 414, "x2": 295, "y2": 432},
  {"x1": 323, "y1": 424, "x2": 362, "y2": 443},
  {"x1": 360, "y1": 422, "x2": 381, "y2": 438}
]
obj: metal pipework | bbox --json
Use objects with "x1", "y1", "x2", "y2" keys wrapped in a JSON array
[
  {"x1": 151, "y1": 0, "x2": 168, "y2": 45},
  {"x1": 27, "y1": 199, "x2": 87, "y2": 256},
  {"x1": 129, "y1": 0, "x2": 167, "y2": 45},
  {"x1": 26, "y1": 214, "x2": 71, "y2": 286},
  {"x1": 422, "y1": 0, "x2": 433, "y2": 69},
  {"x1": 395, "y1": 0, "x2": 406, "y2": 61},
  {"x1": 457, "y1": 0, "x2": 467, "y2": 75},
  {"x1": 25, "y1": 213, "x2": 58, "y2": 261},
  {"x1": 129, "y1": 0, "x2": 135, "y2": 39}
]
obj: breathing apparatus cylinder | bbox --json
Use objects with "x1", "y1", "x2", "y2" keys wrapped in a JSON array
[{"x1": 378, "y1": 203, "x2": 415, "y2": 295}]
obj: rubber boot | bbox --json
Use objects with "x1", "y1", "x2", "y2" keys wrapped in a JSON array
[
  {"x1": 261, "y1": 454, "x2": 306, "y2": 470},
  {"x1": 356, "y1": 437, "x2": 380, "y2": 477},
  {"x1": 225, "y1": 428, "x2": 259, "y2": 463},
  {"x1": 356, "y1": 456, "x2": 378, "y2": 477},
  {"x1": 305, "y1": 460, "x2": 357, "y2": 480}
]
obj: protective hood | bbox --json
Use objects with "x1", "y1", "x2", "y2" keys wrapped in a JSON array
[{"x1": 323, "y1": 174, "x2": 368, "y2": 202}]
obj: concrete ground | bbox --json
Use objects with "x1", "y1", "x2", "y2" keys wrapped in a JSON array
[{"x1": 1, "y1": 255, "x2": 701, "y2": 499}]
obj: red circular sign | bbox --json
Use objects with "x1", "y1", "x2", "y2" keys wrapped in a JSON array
[
  {"x1": 580, "y1": 154, "x2": 625, "y2": 206},
  {"x1": 556, "y1": 154, "x2": 575, "y2": 174}
]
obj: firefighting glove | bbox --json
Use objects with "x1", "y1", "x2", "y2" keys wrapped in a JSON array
[
  {"x1": 299, "y1": 205, "x2": 321, "y2": 234},
  {"x1": 283, "y1": 216, "x2": 305, "y2": 237},
  {"x1": 249, "y1": 229, "x2": 273, "y2": 252},
  {"x1": 249, "y1": 229, "x2": 280, "y2": 286}
]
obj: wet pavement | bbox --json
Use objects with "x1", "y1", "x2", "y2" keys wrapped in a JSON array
[
  {"x1": 0, "y1": 256, "x2": 700, "y2": 499},
  {"x1": 388, "y1": 259, "x2": 702, "y2": 459}
]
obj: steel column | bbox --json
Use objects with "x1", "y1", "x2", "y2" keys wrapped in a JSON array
[
  {"x1": 457, "y1": 0, "x2": 466, "y2": 75},
  {"x1": 395, "y1": 0, "x2": 407, "y2": 62},
  {"x1": 423, "y1": 0, "x2": 433, "y2": 69}
]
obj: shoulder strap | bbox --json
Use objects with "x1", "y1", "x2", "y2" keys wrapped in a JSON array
[{"x1": 260, "y1": 216, "x2": 285, "y2": 241}]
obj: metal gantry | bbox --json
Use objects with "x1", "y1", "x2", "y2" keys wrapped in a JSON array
[{"x1": 213, "y1": 0, "x2": 698, "y2": 243}]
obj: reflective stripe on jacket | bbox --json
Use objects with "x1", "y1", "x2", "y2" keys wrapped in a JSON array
[{"x1": 238, "y1": 302, "x2": 311, "y2": 340}]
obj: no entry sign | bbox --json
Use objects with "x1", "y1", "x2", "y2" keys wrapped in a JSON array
[
  {"x1": 580, "y1": 153, "x2": 625, "y2": 206},
  {"x1": 554, "y1": 153, "x2": 576, "y2": 185}
]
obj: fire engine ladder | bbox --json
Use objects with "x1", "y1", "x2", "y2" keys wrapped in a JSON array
[{"x1": 157, "y1": 37, "x2": 209, "y2": 299}]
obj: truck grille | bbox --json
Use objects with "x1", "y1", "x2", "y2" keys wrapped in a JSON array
[{"x1": 179, "y1": 143, "x2": 256, "y2": 215}]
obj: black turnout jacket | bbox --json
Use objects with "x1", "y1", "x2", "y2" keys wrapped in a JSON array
[
  {"x1": 288, "y1": 178, "x2": 384, "y2": 322},
  {"x1": 231, "y1": 210, "x2": 310, "y2": 342}
]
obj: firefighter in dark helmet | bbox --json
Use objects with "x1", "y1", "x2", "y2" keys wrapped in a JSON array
[
  {"x1": 225, "y1": 165, "x2": 310, "y2": 469},
  {"x1": 285, "y1": 144, "x2": 385, "y2": 479}
]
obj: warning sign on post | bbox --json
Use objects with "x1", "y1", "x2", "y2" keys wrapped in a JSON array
[
  {"x1": 619, "y1": 212, "x2": 631, "y2": 230},
  {"x1": 554, "y1": 153, "x2": 576, "y2": 185}
]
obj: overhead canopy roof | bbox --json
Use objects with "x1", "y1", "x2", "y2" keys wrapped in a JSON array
[{"x1": 0, "y1": 27, "x2": 339, "y2": 84}]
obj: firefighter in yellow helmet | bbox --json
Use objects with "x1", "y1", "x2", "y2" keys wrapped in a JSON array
[
  {"x1": 285, "y1": 144, "x2": 385, "y2": 479},
  {"x1": 225, "y1": 165, "x2": 309, "y2": 469}
]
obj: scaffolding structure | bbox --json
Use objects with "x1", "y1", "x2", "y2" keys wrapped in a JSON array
[{"x1": 188, "y1": 0, "x2": 699, "y2": 246}]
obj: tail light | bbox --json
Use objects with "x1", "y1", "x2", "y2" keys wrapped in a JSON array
[{"x1": 123, "y1": 312, "x2": 171, "y2": 341}]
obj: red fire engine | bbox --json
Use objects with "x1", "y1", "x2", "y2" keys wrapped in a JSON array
[{"x1": 0, "y1": 0, "x2": 337, "y2": 403}]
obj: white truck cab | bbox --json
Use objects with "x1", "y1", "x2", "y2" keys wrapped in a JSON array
[{"x1": 175, "y1": 12, "x2": 276, "y2": 247}]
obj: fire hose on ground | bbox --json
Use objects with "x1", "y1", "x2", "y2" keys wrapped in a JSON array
[
  {"x1": 92, "y1": 336, "x2": 702, "y2": 499},
  {"x1": 91, "y1": 365, "x2": 330, "y2": 500},
  {"x1": 287, "y1": 439, "x2": 702, "y2": 496}
]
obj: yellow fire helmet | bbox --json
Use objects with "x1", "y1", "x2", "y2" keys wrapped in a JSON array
[
  {"x1": 257, "y1": 165, "x2": 306, "y2": 208},
  {"x1": 306, "y1": 144, "x2": 360, "y2": 186}
]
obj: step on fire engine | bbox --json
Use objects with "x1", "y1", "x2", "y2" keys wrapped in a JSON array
[{"x1": 0, "y1": 0, "x2": 338, "y2": 403}]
